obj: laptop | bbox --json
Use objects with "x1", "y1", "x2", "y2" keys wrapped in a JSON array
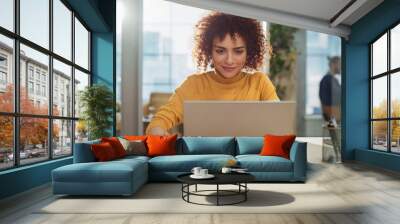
[{"x1": 183, "y1": 101, "x2": 296, "y2": 136}]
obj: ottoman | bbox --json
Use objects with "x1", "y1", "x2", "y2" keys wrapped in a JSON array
[{"x1": 52, "y1": 157, "x2": 148, "y2": 196}]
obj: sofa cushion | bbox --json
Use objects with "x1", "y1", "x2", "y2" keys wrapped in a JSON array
[
  {"x1": 147, "y1": 134, "x2": 177, "y2": 157},
  {"x1": 91, "y1": 142, "x2": 118, "y2": 161},
  {"x1": 53, "y1": 158, "x2": 147, "y2": 183},
  {"x1": 124, "y1": 135, "x2": 148, "y2": 150},
  {"x1": 179, "y1": 137, "x2": 235, "y2": 155},
  {"x1": 115, "y1": 155, "x2": 150, "y2": 163},
  {"x1": 74, "y1": 139, "x2": 101, "y2": 163},
  {"x1": 148, "y1": 154, "x2": 235, "y2": 172},
  {"x1": 118, "y1": 138, "x2": 147, "y2": 156},
  {"x1": 260, "y1": 134, "x2": 296, "y2": 159},
  {"x1": 236, "y1": 137, "x2": 263, "y2": 155},
  {"x1": 101, "y1": 137, "x2": 127, "y2": 158},
  {"x1": 236, "y1": 155, "x2": 293, "y2": 172}
]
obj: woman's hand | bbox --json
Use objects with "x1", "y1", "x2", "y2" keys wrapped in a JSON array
[{"x1": 147, "y1": 126, "x2": 170, "y2": 136}]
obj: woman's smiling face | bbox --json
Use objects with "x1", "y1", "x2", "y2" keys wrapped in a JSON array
[{"x1": 211, "y1": 34, "x2": 247, "y2": 78}]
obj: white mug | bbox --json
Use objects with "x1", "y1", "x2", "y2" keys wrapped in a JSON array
[
  {"x1": 191, "y1": 167, "x2": 202, "y2": 176},
  {"x1": 200, "y1": 169, "x2": 208, "y2": 176},
  {"x1": 221, "y1": 167, "x2": 232, "y2": 174}
]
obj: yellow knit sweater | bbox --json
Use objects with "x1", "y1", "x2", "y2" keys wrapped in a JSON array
[{"x1": 145, "y1": 70, "x2": 279, "y2": 133}]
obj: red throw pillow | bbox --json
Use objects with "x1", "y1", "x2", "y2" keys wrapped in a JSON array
[
  {"x1": 260, "y1": 134, "x2": 296, "y2": 159},
  {"x1": 91, "y1": 142, "x2": 117, "y2": 161},
  {"x1": 146, "y1": 134, "x2": 177, "y2": 157},
  {"x1": 101, "y1": 137, "x2": 127, "y2": 158}
]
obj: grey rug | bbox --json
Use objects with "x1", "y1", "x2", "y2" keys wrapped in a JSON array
[{"x1": 37, "y1": 183, "x2": 362, "y2": 214}]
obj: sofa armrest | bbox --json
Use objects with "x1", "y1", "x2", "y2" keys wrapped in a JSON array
[
  {"x1": 73, "y1": 140, "x2": 100, "y2": 163},
  {"x1": 289, "y1": 141, "x2": 307, "y2": 181}
]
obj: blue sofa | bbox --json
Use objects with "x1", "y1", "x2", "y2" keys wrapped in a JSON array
[{"x1": 52, "y1": 137, "x2": 307, "y2": 196}]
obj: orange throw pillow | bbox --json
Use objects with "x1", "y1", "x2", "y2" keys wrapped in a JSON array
[
  {"x1": 101, "y1": 137, "x2": 127, "y2": 158},
  {"x1": 91, "y1": 142, "x2": 117, "y2": 161},
  {"x1": 260, "y1": 134, "x2": 296, "y2": 159},
  {"x1": 146, "y1": 134, "x2": 177, "y2": 157}
]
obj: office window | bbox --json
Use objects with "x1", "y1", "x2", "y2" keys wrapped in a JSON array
[
  {"x1": 28, "y1": 81, "x2": 34, "y2": 94},
  {"x1": 371, "y1": 22, "x2": 400, "y2": 153},
  {"x1": 0, "y1": 54, "x2": 7, "y2": 67},
  {"x1": 28, "y1": 67, "x2": 34, "y2": 80},
  {"x1": 42, "y1": 85, "x2": 46, "y2": 97},
  {"x1": 0, "y1": 71, "x2": 6, "y2": 85},
  {"x1": 20, "y1": 0, "x2": 49, "y2": 49},
  {"x1": 75, "y1": 18, "x2": 89, "y2": 70},
  {"x1": 0, "y1": 70, "x2": 7, "y2": 93},
  {"x1": 21, "y1": 44, "x2": 49, "y2": 115},
  {"x1": 74, "y1": 69, "x2": 89, "y2": 142},
  {"x1": 391, "y1": 72, "x2": 400, "y2": 117},
  {"x1": 142, "y1": 0, "x2": 207, "y2": 117},
  {"x1": 306, "y1": 31, "x2": 341, "y2": 115},
  {"x1": 372, "y1": 77, "x2": 387, "y2": 119},
  {"x1": 0, "y1": 51, "x2": 7, "y2": 91},
  {"x1": 35, "y1": 84, "x2": 40, "y2": 95},
  {"x1": 19, "y1": 117, "x2": 49, "y2": 165},
  {"x1": 0, "y1": 1, "x2": 91, "y2": 170},
  {"x1": 53, "y1": 59, "x2": 72, "y2": 117},
  {"x1": 54, "y1": 89, "x2": 58, "y2": 104},
  {"x1": 142, "y1": 0, "x2": 207, "y2": 95},
  {"x1": 53, "y1": 119, "x2": 72, "y2": 158},
  {"x1": 0, "y1": 116, "x2": 13, "y2": 170},
  {"x1": 74, "y1": 69, "x2": 89, "y2": 118},
  {"x1": 0, "y1": 71, "x2": 7, "y2": 82},
  {"x1": 0, "y1": 0, "x2": 14, "y2": 32},
  {"x1": 391, "y1": 24, "x2": 400, "y2": 70},
  {"x1": 35, "y1": 70, "x2": 40, "y2": 81},
  {"x1": 53, "y1": 0, "x2": 72, "y2": 60},
  {"x1": 0, "y1": 34, "x2": 14, "y2": 113}
]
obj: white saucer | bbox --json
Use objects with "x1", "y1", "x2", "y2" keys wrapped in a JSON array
[{"x1": 190, "y1": 174, "x2": 215, "y2": 179}]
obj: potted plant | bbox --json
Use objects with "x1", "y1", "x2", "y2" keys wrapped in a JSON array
[{"x1": 79, "y1": 84, "x2": 113, "y2": 140}]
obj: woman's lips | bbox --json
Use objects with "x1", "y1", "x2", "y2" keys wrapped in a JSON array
[{"x1": 222, "y1": 66, "x2": 236, "y2": 72}]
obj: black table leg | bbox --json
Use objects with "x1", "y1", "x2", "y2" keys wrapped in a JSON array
[
  {"x1": 217, "y1": 184, "x2": 219, "y2": 206},
  {"x1": 179, "y1": 182, "x2": 251, "y2": 206},
  {"x1": 187, "y1": 184, "x2": 190, "y2": 202},
  {"x1": 245, "y1": 183, "x2": 247, "y2": 201},
  {"x1": 181, "y1": 183, "x2": 183, "y2": 199}
]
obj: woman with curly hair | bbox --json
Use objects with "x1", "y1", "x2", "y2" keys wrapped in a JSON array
[{"x1": 146, "y1": 12, "x2": 279, "y2": 135}]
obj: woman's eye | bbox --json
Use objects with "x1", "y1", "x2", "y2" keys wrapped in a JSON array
[
  {"x1": 235, "y1": 50, "x2": 244, "y2": 54},
  {"x1": 216, "y1": 49, "x2": 224, "y2": 54}
]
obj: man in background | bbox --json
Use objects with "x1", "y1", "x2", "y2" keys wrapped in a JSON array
[{"x1": 319, "y1": 56, "x2": 341, "y2": 160}]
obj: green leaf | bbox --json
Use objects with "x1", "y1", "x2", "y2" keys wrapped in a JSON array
[{"x1": 79, "y1": 84, "x2": 114, "y2": 140}]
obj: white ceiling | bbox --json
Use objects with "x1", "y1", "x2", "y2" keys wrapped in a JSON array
[
  {"x1": 226, "y1": 0, "x2": 353, "y2": 23},
  {"x1": 167, "y1": 0, "x2": 384, "y2": 38}
]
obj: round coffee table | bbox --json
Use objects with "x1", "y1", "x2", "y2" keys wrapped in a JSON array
[{"x1": 177, "y1": 173, "x2": 255, "y2": 206}]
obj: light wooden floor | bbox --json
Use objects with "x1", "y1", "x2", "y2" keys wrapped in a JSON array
[{"x1": 1, "y1": 140, "x2": 400, "y2": 224}]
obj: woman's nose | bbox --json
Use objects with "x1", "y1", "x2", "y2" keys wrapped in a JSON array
[{"x1": 225, "y1": 52, "x2": 234, "y2": 64}]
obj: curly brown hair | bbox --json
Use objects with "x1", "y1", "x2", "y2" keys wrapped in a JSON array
[{"x1": 193, "y1": 12, "x2": 269, "y2": 71}]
